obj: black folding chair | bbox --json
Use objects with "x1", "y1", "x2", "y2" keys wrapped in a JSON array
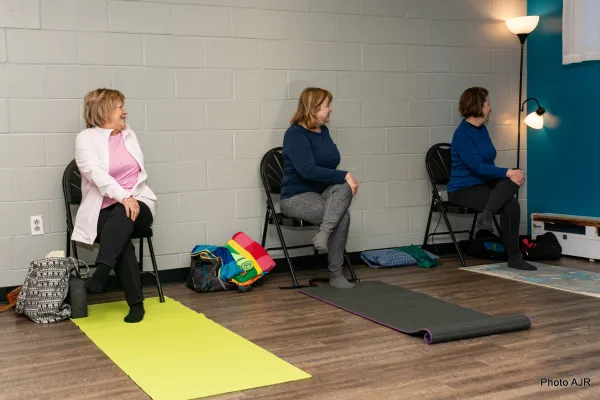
[
  {"x1": 62, "y1": 160, "x2": 164, "y2": 303},
  {"x1": 422, "y1": 143, "x2": 500, "y2": 267},
  {"x1": 259, "y1": 147, "x2": 359, "y2": 289}
]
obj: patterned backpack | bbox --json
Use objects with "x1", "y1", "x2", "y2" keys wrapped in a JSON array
[{"x1": 16, "y1": 257, "x2": 88, "y2": 323}]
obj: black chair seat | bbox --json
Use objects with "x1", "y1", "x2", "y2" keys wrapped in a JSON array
[
  {"x1": 436, "y1": 202, "x2": 477, "y2": 215},
  {"x1": 268, "y1": 213, "x2": 316, "y2": 228}
]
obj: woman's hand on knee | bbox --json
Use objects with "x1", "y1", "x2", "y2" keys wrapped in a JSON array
[
  {"x1": 122, "y1": 196, "x2": 140, "y2": 221},
  {"x1": 506, "y1": 168, "x2": 525, "y2": 187},
  {"x1": 344, "y1": 172, "x2": 359, "y2": 196}
]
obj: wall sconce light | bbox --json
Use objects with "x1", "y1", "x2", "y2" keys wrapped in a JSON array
[{"x1": 522, "y1": 98, "x2": 546, "y2": 130}]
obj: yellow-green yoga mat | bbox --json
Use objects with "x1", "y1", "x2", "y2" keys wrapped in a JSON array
[{"x1": 72, "y1": 297, "x2": 311, "y2": 400}]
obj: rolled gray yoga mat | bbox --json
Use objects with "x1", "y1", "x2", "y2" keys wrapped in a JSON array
[{"x1": 299, "y1": 281, "x2": 531, "y2": 344}]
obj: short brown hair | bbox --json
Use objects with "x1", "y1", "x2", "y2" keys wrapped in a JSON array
[
  {"x1": 83, "y1": 88, "x2": 125, "y2": 129},
  {"x1": 290, "y1": 87, "x2": 333, "y2": 130},
  {"x1": 458, "y1": 87, "x2": 489, "y2": 118}
]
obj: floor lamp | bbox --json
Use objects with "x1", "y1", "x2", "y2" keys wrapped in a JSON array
[
  {"x1": 506, "y1": 16, "x2": 540, "y2": 170},
  {"x1": 506, "y1": 16, "x2": 543, "y2": 199}
]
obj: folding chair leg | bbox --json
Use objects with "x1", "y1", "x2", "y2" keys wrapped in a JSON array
[
  {"x1": 440, "y1": 208, "x2": 467, "y2": 268},
  {"x1": 67, "y1": 228, "x2": 78, "y2": 260},
  {"x1": 260, "y1": 206, "x2": 270, "y2": 248},
  {"x1": 275, "y1": 225, "x2": 303, "y2": 289},
  {"x1": 147, "y1": 237, "x2": 165, "y2": 303},
  {"x1": 270, "y1": 209, "x2": 314, "y2": 290},
  {"x1": 469, "y1": 213, "x2": 478, "y2": 240},
  {"x1": 72, "y1": 239, "x2": 79, "y2": 261},
  {"x1": 344, "y1": 251, "x2": 359, "y2": 282},
  {"x1": 138, "y1": 238, "x2": 144, "y2": 271},
  {"x1": 422, "y1": 201, "x2": 435, "y2": 246},
  {"x1": 66, "y1": 229, "x2": 71, "y2": 257}
]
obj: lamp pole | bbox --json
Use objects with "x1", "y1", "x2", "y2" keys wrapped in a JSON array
[
  {"x1": 516, "y1": 33, "x2": 529, "y2": 171},
  {"x1": 506, "y1": 16, "x2": 540, "y2": 201}
]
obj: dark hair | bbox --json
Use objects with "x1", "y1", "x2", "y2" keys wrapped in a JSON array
[{"x1": 458, "y1": 87, "x2": 489, "y2": 118}]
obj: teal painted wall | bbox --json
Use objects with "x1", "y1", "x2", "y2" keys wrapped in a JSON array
[{"x1": 528, "y1": 0, "x2": 600, "y2": 218}]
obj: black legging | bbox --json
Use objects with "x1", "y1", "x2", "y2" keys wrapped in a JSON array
[
  {"x1": 449, "y1": 179, "x2": 520, "y2": 258},
  {"x1": 95, "y1": 201, "x2": 153, "y2": 306}
]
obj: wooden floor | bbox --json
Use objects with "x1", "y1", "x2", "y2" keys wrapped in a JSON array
[{"x1": 1, "y1": 255, "x2": 600, "y2": 400}]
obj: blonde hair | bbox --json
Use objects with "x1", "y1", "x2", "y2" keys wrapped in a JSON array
[
  {"x1": 83, "y1": 88, "x2": 125, "y2": 129},
  {"x1": 290, "y1": 87, "x2": 333, "y2": 130}
]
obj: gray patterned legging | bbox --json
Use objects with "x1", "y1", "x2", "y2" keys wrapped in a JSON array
[{"x1": 280, "y1": 183, "x2": 353, "y2": 275}]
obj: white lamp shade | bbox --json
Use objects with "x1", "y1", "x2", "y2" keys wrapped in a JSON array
[
  {"x1": 524, "y1": 111, "x2": 544, "y2": 129},
  {"x1": 506, "y1": 16, "x2": 540, "y2": 35}
]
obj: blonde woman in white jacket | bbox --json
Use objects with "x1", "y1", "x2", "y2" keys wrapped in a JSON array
[{"x1": 72, "y1": 88, "x2": 157, "y2": 323}]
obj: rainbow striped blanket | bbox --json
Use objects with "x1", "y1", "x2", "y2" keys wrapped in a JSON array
[{"x1": 190, "y1": 232, "x2": 276, "y2": 287}]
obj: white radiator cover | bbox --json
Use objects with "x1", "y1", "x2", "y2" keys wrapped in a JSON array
[{"x1": 531, "y1": 213, "x2": 600, "y2": 261}]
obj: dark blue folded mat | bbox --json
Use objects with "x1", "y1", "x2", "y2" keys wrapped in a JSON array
[{"x1": 299, "y1": 281, "x2": 531, "y2": 344}]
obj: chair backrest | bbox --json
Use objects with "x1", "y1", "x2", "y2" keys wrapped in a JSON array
[
  {"x1": 62, "y1": 160, "x2": 82, "y2": 237},
  {"x1": 425, "y1": 143, "x2": 452, "y2": 187},
  {"x1": 260, "y1": 147, "x2": 284, "y2": 194},
  {"x1": 62, "y1": 159, "x2": 82, "y2": 205}
]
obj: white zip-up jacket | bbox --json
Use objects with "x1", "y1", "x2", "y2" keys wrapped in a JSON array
[{"x1": 71, "y1": 125, "x2": 157, "y2": 245}]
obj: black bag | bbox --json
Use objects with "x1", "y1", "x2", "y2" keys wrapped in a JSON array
[
  {"x1": 521, "y1": 232, "x2": 562, "y2": 261},
  {"x1": 186, "y1": 250, "x2": 239, "y2": 293},
  {"x1": 461, "y1": 230, "x2": 507, "y2": 261},
  {"x1": 67, "y1": 273, "x2": 88, "y2": 319}
]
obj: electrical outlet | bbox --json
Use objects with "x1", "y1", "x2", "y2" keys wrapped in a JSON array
[{"x1": 30, "y1": 215, "x2": 44, "y2": 236}]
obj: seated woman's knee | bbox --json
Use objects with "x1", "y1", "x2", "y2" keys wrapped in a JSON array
[
  {"x1": 113, "y1": 203, "x2": 128, "y2": 217},
  {"x1": 112, "y1": 204, "x2": 135, "y2": 227},
  {"x1": 335, "y1": 182, "x2": 353, "y2": 198}
]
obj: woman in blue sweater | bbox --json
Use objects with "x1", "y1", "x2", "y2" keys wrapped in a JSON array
[
  {"x1": 280, "y1": 87, "x2": 359, "y2": 289},
  {"x1": 448, "y1": 87, "x2": 536, "y2": 271}
]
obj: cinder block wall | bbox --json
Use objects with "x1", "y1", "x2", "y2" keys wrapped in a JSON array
[{"x1": 0, "y1": 0, "x2": 527, "y2": 286}]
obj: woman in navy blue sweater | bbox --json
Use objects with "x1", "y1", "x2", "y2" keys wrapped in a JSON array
[
  {"x1": 448, "y1": 87, "x2": 536, "y2": 271},
  {"x1": 280, "y1": 87, "x2": 359, "y2": 289}
]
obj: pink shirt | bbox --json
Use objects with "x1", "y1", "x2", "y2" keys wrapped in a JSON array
[{"x1": 101, "y1": 132, "x2": 141, "y2": 209}]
